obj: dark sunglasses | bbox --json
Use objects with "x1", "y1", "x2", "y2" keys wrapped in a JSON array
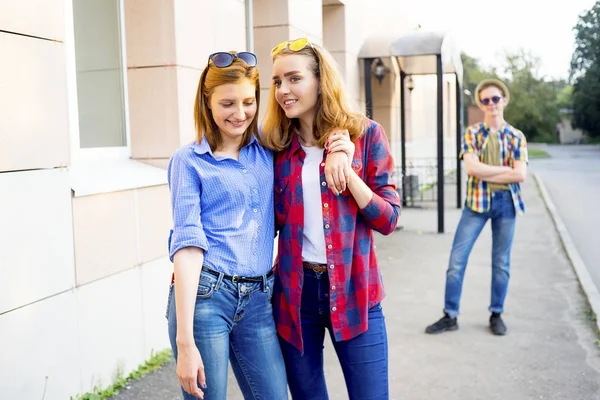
[
  {"x1": 208, "y1": 52, "x2": 257, "y2": 68},
  {"x1": 480, "y1": 96, "x2": 502, "y2": 105}
]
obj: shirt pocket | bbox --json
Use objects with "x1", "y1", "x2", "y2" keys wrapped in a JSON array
[
  {"x1": 274, "y1": 178, "x2": 291, "y2": 227},
  {"x1": 274, "y1": 178, "x2": 290, "y2": 196}
]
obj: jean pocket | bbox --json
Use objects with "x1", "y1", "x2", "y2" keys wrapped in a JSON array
[{"x1": 197, "y1": 279, "x2": 215, "y2": 299}]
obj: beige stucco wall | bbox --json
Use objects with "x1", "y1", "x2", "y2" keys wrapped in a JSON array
[
  {"x1": 0, "y1": 1, "x2": 175, "y2": 398},
  {"x1": 0, "y1": 1, "x2": 69, "y2": 172}
]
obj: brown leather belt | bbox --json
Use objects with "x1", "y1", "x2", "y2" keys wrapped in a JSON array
[{"x1": 303, "y1": 261, "x2": 328, "y2": 273}]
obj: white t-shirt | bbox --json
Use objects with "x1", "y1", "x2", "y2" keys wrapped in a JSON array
[{"x1": 301, "y1": 145, "x2": 327, "y2": 264}]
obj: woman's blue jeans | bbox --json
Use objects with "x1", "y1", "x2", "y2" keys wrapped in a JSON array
[
  {"x1": 167, "y1": 270, "x2": 288, "y2": 399},
  {"x1": 279, "y1": 268, "x2": 389, "y2": 400}
]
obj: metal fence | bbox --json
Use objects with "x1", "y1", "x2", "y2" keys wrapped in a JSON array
[{"x1": 394, "y1": 157, "x2": 458, "y2": 205}]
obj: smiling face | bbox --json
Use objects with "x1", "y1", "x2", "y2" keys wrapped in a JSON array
[
  {"x1": 478, "y1": 85, "x2": 508, "y2": 118},
  {"x1": 271, "y1": 54, "x2": 320, "y2": 125},
  {"x1": 208, "y1": 79, "x2": 257, "y2": 145}
]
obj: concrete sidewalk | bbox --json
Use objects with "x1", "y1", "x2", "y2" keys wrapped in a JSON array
[{"x1": 111, "y1": 179, "x2": 600, "y2": 400}]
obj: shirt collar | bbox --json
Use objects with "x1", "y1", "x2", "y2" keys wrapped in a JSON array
[
  {"x1": 482, "y1": 122, "x2": 507, "y2": 134},
  {"x1": 193, "y1": 137, "x2": 212, "y2": 156},
  {"x1": 192, "y1": 134, "x2": 258, "y2": 156},
  {"x1": 288, "y1": 130, "x2": 303, "y2": 156}
]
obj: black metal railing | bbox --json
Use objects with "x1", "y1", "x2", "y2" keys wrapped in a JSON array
[{"x1": 394, "y1": 157, "x2": 458, "y2": 205}]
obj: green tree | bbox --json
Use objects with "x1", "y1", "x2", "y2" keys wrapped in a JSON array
[
  {"x1": 556, "y1": 84, "x2": 573, "y2": 110},
  {"x1": 502, "y1": 50, "x2": 561, "y2": 142},
  {"x1": 570, "y1": 1, "x2": 600, "y2": 137},
  {"x1": 461, "y1": 50, "x2": 565, "y2": 142},
  {"x1": 572, "y1": 62, "x2": 600, "y2": 136},
  {"x1": 570, "y1": 1, "x2": 600, "y2": 80}
]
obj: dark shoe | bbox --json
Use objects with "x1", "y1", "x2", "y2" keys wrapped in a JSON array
[
  {"x1": 425, "y1": 313, "x2": 458, "y2": 334},
  {"x1": 490, "y1": 312, "x2": 507, "y2": 335}
]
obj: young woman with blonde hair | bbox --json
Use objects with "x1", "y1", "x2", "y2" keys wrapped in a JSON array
[
  {"x1": 166, "y1": 49, "x2": 352, "y2": 400},
  {"x1": 262, "y1": 38, "x2": 401, "y2": 400}
]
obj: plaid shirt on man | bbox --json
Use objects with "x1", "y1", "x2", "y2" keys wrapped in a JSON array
[
  {"x1": 273, "y1": 120, "x2": 401, "y2": 351},
  {"x1": 461, "y1": 122, "x2": 528, "y2": 215}
]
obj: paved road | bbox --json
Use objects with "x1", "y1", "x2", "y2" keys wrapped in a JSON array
[
  {"x1": 110, "y1": 178, "x2": 600, "y2": 400},
  {"x1": 529, "y1": 144, "x2": 600, "y2": 293}
]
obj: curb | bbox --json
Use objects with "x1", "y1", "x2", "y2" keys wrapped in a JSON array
[{"x1": 534, "y1": 173, "x2": 600, "y2": 333}]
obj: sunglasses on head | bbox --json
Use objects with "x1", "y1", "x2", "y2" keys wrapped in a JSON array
[
  {"x1": 271, "y1": 38, "x2": 313, "y2": 56},
  {"x1": 208, "y1": 52, "x2": 257, "y2": 68},
  {"x1": 480, "y1": 96, "x2": 502, "y2": 106}
]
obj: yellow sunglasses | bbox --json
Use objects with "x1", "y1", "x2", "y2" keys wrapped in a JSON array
[{"x1": 271, "y1": 38, "x2": 312, "y2": 56}]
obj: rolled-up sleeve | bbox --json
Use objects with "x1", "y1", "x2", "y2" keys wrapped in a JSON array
[
  {"x1": 513, "y1": 130, "x2": 528, "y2": 162},
  {"x1": 359, "y1": 122, "x2": 401, "y2": 235},
  {"x1": 460, "y1": 125, "x2": 478, "y2": 159},
  {"x1": 167, "y1": 151, "x2": 208, "y2": 262}
]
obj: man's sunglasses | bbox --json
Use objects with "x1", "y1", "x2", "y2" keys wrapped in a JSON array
[
  {"x1": 480, "y1": 96, "x2": 502, "y2": 105},
  {"x1": 208, "y1": 52, "x2": 257, "y2": 68},
  {"x1": 271, "y1": 38, "x2": 313, "y2": 56}
]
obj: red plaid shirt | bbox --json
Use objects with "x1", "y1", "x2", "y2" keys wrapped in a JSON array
[{"x1": 273, "y1": 120, "x2": 401, "y2": 351}]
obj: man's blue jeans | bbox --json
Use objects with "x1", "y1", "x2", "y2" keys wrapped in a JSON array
[
  {"x1": 166, "y1": 270, "x2": 288, "y2": 400},
  {"x1": 279, "y1": 268, "x2": 388, "y2": 400},
  {"x1": 444, "y1": 190, "x2": 516, "y2": 318}
]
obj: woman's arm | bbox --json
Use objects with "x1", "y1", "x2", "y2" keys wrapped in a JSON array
[
  {"x1": 173, "y1": 248, "x2": 206, "y2": 399},
  {"x1": 349, "y1": 122, "x2": 400, "y2": 235},
  {"x1": 167, "y1": 151, "x2": 209, "y2": 398},
  {"x1": 324, "y1": 130, "x2": 353, "y2": 195},
  {"x1": 346, "y1": 168, "x2": 373, "y2": 208}
]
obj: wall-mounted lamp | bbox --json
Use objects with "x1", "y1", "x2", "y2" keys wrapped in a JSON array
[
  {"x1": 372, "y1": 58, "x2": 388, "y2": 85},
  {"x1": 407, "y1": 76, "x2": 415, "y2": 92}
]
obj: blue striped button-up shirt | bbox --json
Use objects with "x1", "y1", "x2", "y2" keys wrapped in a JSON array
[{"x1": 167, "y1": 135, "x2": 275, "y2": 277}]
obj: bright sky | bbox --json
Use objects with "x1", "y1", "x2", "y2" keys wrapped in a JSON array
[{"x1": 408, "y1": 0, "x2": 598, "y2": 80}]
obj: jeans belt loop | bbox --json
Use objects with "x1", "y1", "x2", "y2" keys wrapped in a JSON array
[
  {"x1": 214, "y1": 270, "x2": 225, "y2": 291},
  {"x1": 262, "y1": 274, "x2": 268, "y2": 292}
]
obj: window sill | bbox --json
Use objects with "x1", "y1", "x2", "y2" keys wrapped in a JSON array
[{"x1": 70, "y1": 159, "x2": 168, "y2": 197}]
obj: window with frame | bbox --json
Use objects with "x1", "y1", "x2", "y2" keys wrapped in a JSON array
[
  {"x1": 67, "y1": 0, "x2": 167, "y2": 197},
  {"x1": 72, "y1": 0, "x2": 128, "y2": 151}
]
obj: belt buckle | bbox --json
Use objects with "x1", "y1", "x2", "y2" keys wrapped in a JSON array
[
  {"x1": 307, "y1": 263, "x2": 325, "y2": 273},
  {"x1": 231, "y1": 274, "x2": 240, "y2": 283}
]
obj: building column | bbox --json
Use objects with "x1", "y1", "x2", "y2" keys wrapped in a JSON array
[
  {"x1": 371, "y1": 61, "x2": 401, "y2": 160},
  {"x1": 124, "y1": 0, "x2": 248, "y2": 162},
  {"x1": 253, "y1": 0, "x2": 323, "y2": 118}
]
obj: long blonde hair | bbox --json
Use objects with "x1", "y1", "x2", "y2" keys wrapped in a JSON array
[
  {"x1": 261, "y1": 42, "x2": 368, "y2": 151},
  {"x1": 194, "y1": 53, "x2": 260, "y2": 150}
]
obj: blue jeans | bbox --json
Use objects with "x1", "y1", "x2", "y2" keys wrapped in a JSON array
[
  {"x1": 444, "y1": 190, "x2": 517, "y2": 318},
  {"x1": 166, "y1": 270, "x2": 288, "y2": 400},
  {"x1": 279, "y1": 268, "x2": 389, "y2": 400}
]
